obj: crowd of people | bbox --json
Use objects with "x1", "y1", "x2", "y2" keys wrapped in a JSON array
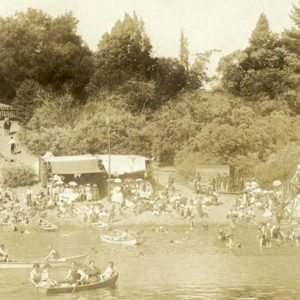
[
  {"x1": 193, "y1": 173, "x2": 234, "y2": 194},
  {"x1": 30, "y1": 260, "x2": 116, "y2": 288}
]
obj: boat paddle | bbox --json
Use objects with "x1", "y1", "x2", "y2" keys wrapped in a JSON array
[{"x1": 71, "y1": 281, "x2": 79, "y2": 294}]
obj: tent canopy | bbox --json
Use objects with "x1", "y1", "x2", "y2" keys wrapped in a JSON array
[
  {"x1": 42, "y1": 154, "x2": 148, "y2": 176},
  {"x1": 45, "y1": 155, "x2": 104, "y2": 175}
]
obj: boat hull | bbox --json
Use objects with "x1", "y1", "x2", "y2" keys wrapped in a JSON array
[
  {"x1": 39, "y1": 273, "x2": 118, "y2": 294},
  {"x1": 100, "y1": 234, "x2": 141, "y2": 245},
  {"x1": 0, "y1": 254, "x2": 87, "y2": 269},
  {"x1": 39, "y1": 224, "x2": 58, "y2": 232}
]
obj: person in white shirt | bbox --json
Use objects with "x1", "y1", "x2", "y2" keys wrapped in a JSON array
[
  {"x1": 100, "y1": 262, "x2": 115, "y2": 281},
  {"x1": 9, "y1": 137, "x2": 16, "y2": 154},
  {"x1": 121, "y1": 229, "x2": 129, "y2": 239}
]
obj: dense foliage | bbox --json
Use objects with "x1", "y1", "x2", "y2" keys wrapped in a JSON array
[
  {"x1": 7, "y1": 4, "x2": 300, "y2": 187},
  {"x1": 1, "y1": 163, "x2": 37, "y2": 187},
  {"x1": 0, "y1": 9, "x2": 93, "y2": 103}
]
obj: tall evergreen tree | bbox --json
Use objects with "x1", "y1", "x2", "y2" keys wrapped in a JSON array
[
  {"x1": 179, "y1": 30, "x2": 189, "y2": 71},
  {"x1": 249, "y1": 13, "x2": 271, "y2": 48}
]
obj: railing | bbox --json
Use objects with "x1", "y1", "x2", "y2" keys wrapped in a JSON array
[{"x1": 0, "y1": 107, "x2": 16, "y2": 119}]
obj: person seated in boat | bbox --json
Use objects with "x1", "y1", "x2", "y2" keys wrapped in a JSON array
[
  {"x1": 44, "y1": 246, "x2": 60, "y2": 260},
  {"x1": 77, "y1": 265, "x2": 89, "y2": 285},
  {"x1": 64, "y1": 262, "x2": 80, "y2": 285},
  {"x1": 30, "y1": 263, "x2": 41, "y2": 287},
  {"x1": 86, "y1": 260, "x2": 101, "y2": 282},
  {"x1": 40, "y1": 264, "x2": 57, "y2": 287},
  {"x1": 0, "y1": 244, "x2": 8, "y2": 262},
  {"x1": 38, "y1": 217, "x2": 47, "y2": 226},
  {"x1": 121, "y1": 229, "x2": 129, "y2": 239},
  {"x1": 99, "y1": 261, "x2": 115, "y2": 281}
]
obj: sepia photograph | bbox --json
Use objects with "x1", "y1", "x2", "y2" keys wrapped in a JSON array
[{"x1": 0, "y1": 0, "x2": 299, "y2": 299}]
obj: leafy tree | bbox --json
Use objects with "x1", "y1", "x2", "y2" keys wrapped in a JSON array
[
  {"x1": 154, "y1": 57, "x2": 187, "y2": 101},
  {"x1": 89, "y1": 12, "x2": 155, "y2": 91},
  {"x1": 218, "y1": 13, "x2": 285, "y2": 100},
  {"x1": 12, "y1": 79, "x2": 43, "y2": 125},
  {"x1": 280, "y1": 1, "x2": 300, "y2": 113},
  {"x1": 117, "y1": 79, "x2": 156, "y2": 114},
  {"x1": 0, "y1": 9, "x2": 92, "y2": 102}
]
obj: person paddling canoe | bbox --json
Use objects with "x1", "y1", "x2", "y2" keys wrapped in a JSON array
[
  {"x1": 0, "y1": 244, "x2": 9, "y2": 262},
  {"x1": 44, "y1": 246, "x2": 60, "y2": 260}
]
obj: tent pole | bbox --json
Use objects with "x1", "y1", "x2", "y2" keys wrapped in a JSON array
[{"x1": 108, "y1": 100, "x2": 111, "y2": 202}]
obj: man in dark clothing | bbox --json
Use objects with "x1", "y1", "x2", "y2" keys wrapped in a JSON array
[{"x1": 3, "y1": 118, "x2": 11, "y2": 136}]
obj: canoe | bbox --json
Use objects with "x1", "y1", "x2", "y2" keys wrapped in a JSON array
[
  {"x1": 0, "y1": 254, "x2": 87, "y2": 269},
  {"x1": 39, "y1": 223, "x2": 58, "y2": 232},
  {"x1": 100, "y1": 234, "x2": 142, "y2": 245},
  {"x1": 91, "y1": 221, "x2": 108, "y2": 228},
  {"x1": 39, "y1": 273, "x2": 118, "y2": 295}
]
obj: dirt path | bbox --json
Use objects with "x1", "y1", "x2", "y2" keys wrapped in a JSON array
[{"x1": 0, "y1": 121, "x2": 38, "y2": 167}]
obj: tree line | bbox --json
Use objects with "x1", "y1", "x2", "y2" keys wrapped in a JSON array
[{"x1": 3, "y1": 3, "x2": 300, "y2": 187}]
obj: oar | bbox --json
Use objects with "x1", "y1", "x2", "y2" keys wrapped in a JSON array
[{"x1": 71, "y1": 281, "x2": 79, "y2": 294}]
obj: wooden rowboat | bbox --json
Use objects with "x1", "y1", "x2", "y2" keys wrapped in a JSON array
[
  {"x1": 39, "y1": 223, "x2": 58, "y2": 232},
  {"x1": 39, "y1": 273, "x2": 119, "y2": 295},
  {"x1": 0, "y1": 254, "x2": 87, "y2": 269},
  {"x1": 100, "y1": 234, "x2": 142, "y2": 245}
]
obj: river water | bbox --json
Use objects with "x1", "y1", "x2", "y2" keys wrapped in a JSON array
[{"x1": 1, "y1": 224, "x2": 300, "y2": 300}]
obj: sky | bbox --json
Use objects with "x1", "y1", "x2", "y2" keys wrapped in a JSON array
[{"x1": 0, "y1": 0, "x2": 297, "y2": 75}]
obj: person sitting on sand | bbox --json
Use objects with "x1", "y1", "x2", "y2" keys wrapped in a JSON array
[
  {"x1": 30, "y1": 263, "x2": 41, "y2": 287},
  {"x1": 100, "y1": 261, "x2": 115, "y2": 281},
  {"x1": 0, "y1": 244, "x2": 8, "y2": 262}
]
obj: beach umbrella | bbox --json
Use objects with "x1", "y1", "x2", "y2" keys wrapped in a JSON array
[
  {"x1": 251, "y1": 181, "x2": 259, "y2": 188},
  {"x1": 253, "y1": 188, "x2": 262, "y2": 194},
  {"x1": 136, "y1": 178, "x2": 143, "y2": 182},
  {"x1": 114, "y1": 178, "x2": 122, "y2": 183},
  {"x1": 69, "y1": 181, "x2": 77, "y2": 186},
  {"x1": 272, "y1": 180, "x2": 282, "y2": 187},
  {"x1": 56, "y1": 180, "x2": 64, "y2": 185}
]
